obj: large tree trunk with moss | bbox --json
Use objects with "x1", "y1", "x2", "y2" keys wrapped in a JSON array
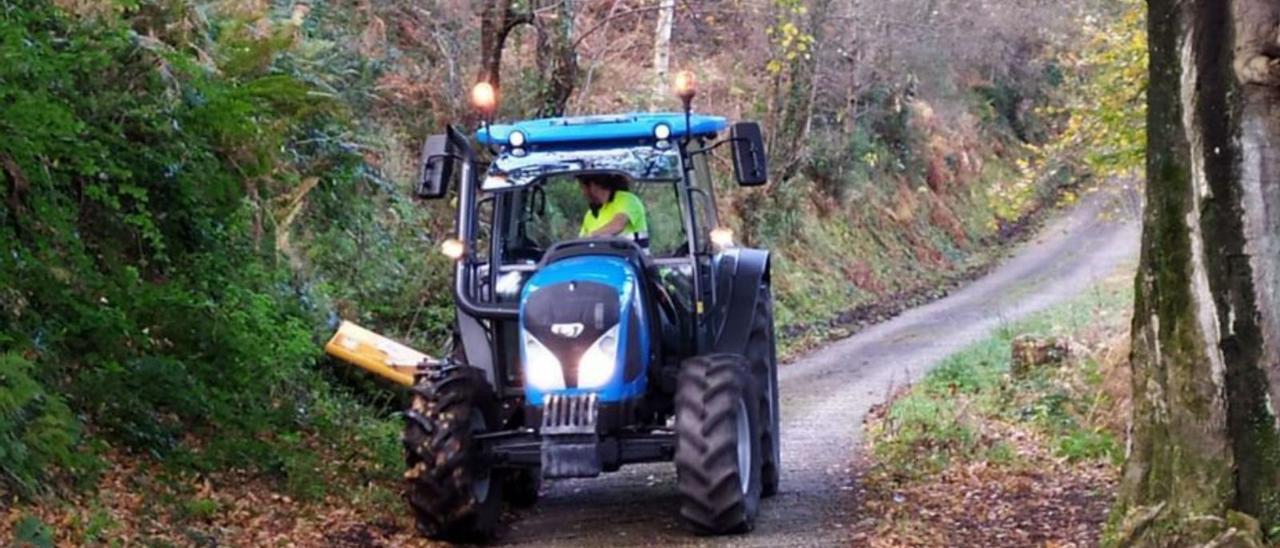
[{"x1": 1115, "y1": 0, "x2": 1280, "y2": 545}]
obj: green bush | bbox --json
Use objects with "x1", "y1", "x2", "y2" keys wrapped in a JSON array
[
  {"x1": 868, "y1": 282, "x2": 1134, "y2": 478},
  {"x1": 0, "y1": 0, "x2": 414, "y2": 496},
  {"x1": 1056, "y1": 429, "x2": 1121, "y2": 463},
  {"x1": 0, "y1": 354, "x2": 93, "y2": 497},
  {"x1": 805, "y1": 124, "x2": 888, "y2": 202}
]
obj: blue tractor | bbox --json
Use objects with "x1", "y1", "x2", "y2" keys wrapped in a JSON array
[{"x1": 406, "y1": 80, "x2": 779, "y2": 541}]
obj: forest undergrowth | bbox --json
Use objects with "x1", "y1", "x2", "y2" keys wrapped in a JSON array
[{"x1": 0, "y1": 0, "x2": 1137, "y2": 542}]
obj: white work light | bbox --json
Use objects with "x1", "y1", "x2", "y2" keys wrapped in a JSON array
[
  {"x1": 509, "y1": 130, "x2": 527, "y2": 148},
  {"x1": 654, "y1": 123, "x2": 672, "y2": 141},
  {"x1": 440, "y1": 238, "x2": 466, "y2": 260},
  {"x1": 710, "y1": 227, "x2": 735, "y2": 249}
]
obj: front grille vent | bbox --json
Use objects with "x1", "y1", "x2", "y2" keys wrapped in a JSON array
[{"x1": 541, "y1": 393, "x2": 599, "y2": 435}]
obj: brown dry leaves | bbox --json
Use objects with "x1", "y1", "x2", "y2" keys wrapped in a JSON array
[
  {"x1": 851, "y1": 450, "x2": 1117, "y2": 547},
  {"x1": 850, "y1": 290, "x2": 1132, "y2": 547},
  {"x1": 1, "y1": 452, "x2": 441, "y2": 547}
]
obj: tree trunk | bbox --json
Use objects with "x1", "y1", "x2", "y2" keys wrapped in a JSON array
[
  {"x1": 477, "y1": 0, "x2": 533, "y2": 90},
  {"x1": 652, "y1": 0, "x2": 675, "y2": 107},
  {"x1": 1115, "y1": 0, "x2": 1280, "y2": 545},
  {"x1": 533, "y1": 0, "x2": 577, "y2": 117}
]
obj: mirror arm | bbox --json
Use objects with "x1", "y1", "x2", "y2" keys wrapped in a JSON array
[
  {"x1": 688, "y1": 186, "x2": 712, "y2": 200},
  {"x1": 686, "y1": 137, "x2": 745, "y2": 156},
  {"x1": 423, "y1": 152, "x2": 468, "y2": 165}
]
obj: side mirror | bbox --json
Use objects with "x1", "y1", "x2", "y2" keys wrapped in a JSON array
[
  {"x1": 730, "y1": 121, "x2": 768, "y2": 187},
  {"x1": 417, "y1": 133, "x2": 455, "y2": 199}
]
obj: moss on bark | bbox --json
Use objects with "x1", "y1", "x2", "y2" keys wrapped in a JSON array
[{"x1": 1111, "y1": 0, "x2": 1280, "y2": 544}]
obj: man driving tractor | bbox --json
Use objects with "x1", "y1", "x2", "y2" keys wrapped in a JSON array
[{"x1": 578, "y1": 173, "x2": 650, "y2": 249}]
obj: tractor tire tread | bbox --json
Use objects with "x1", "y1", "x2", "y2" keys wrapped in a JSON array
[
  {"x1": 748, "y1": 285, "x2": 781, "y2": 497},
  {"x1": 403, "y1": 366, "x2": 502, "y2": 542},
  {"x1": 675, "y1": 353, "x2": 762, "y2": 535}
]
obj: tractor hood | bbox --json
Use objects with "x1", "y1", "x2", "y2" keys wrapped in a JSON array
[{"x1": 519, "y1": 255, "x2": 649, "y2": 406}]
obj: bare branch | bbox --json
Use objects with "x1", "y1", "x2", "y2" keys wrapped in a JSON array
[{"x1": 572, "y1": 4, "x2": 670, "y2": 48}]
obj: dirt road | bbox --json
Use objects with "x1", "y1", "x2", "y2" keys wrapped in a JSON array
[{"x1": 497, "y1": 194, "x2": 1141, "y2": 547}]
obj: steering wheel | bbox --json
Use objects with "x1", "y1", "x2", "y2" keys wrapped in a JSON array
[
  {"x1": 507, "y1": 235, "x2": 545, "y2": 263},
  {"x1": 508, "y1": 246, "x2": 544, "y2": 263}
]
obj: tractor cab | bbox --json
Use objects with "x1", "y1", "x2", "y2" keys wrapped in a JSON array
[
  {"x1": 477, "y1": 113, "x2": 734, "y2": 362},
  {"x1": 405, "y1": 77, "x2": 779, "y2": 542}
]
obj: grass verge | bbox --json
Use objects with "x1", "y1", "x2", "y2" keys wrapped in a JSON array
[{"x1": 852, "y1": 267, "x2": 1134, "y2": 546}]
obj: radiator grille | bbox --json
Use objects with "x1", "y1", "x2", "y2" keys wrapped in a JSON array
[{"x1": 541, "y1": 393, "x2": 599, "y2": 435}]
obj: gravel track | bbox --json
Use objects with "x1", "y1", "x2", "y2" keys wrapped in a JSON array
[{"x1": 495, "y1": 195, "x2": 1140, "y2": 547}]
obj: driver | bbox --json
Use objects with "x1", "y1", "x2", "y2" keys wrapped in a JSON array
[{"x1": 578, "y1": 173, "x2": 649, "y2": 249}]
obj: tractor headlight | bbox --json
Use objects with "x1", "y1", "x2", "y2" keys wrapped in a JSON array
[
  {"x1": 523, "y1": 331, "x2": 565, "y2": 391},
  {"x1": 710, "y1": 227, "x2": 735, "y2": 249},
  {"x1": 577, "y1": 325, "x2": 620, "y2": 389}
]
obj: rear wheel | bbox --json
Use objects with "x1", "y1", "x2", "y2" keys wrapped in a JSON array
[
  {"x1": 403, "y1": 365, "x2": 503, "y2": 542},
  {"x1": 675, "y1": 353, "x2": 763, "y2": 535},
  {"x1": 746, "y1": 286, "x2": 781, "y2": 496}
]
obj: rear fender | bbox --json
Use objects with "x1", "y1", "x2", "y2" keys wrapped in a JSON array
[{"x1": 711, "y1": 248, "x2": 770, "y2": 355}]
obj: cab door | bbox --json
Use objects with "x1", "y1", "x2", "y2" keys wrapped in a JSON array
[{"x1": 685, "y1": 141, "x2": 723, "y2": 353}]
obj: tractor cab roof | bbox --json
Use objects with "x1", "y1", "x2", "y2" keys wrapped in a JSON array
[{"x1": 477, "y1": 112, "x2": 728, "y2": 149}]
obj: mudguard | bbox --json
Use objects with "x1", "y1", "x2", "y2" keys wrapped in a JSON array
[{"x1": 711, "y1": 248, "x2": 771, "y2": 355}]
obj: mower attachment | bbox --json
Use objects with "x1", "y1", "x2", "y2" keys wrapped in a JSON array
[{"x1": 323, "y1": 321, "x2": 428, "y2": 387}]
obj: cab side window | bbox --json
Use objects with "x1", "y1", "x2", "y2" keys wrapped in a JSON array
[
  {"x1": 689, "y1": 150, "x2": 720, "y2": 254},
  {"x1": 523, "y1": 176, "x2": 588, "y2": 249},
  {"x1": 629, "y1": 182, "x2": 685, "y2": 256}
]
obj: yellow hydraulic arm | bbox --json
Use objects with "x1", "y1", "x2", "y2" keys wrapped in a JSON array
[{"x1": 323, "y1": 321, "x2": 431, "y2": 387}]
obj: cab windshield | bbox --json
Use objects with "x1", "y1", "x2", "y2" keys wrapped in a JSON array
[
  {"x1": 492, "y1": 175, "x2": 689, "y2": 265},
  {"x1": 476, "y1": 143, "x2": 717, "y2": 312}
]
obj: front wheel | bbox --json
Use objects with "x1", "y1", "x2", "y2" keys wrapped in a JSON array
[
  {"x1": 675, "y1": 353, "x2": 763, "y2": 535},
  {"x1": 403, "y1": 365, "x2": 503, "y2": 542}
]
